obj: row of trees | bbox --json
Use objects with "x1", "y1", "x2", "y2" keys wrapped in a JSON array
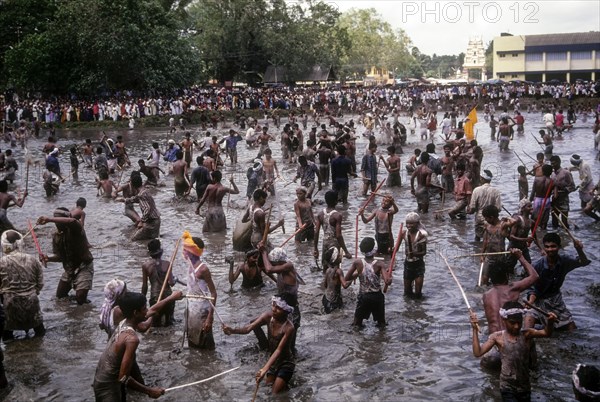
[{"x1": 0, "y1": 0, "x2": 467, "y2": 95}]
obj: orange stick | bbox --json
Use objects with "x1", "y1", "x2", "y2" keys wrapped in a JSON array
[{"x1": 383, "y1": 223, "x2": 404, "y2": 293}]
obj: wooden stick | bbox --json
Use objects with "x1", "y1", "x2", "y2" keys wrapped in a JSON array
[
  {"x1": 512, "y1": 150, "x2": 528, "y2": 168},
  {"x1": 25, "y1": 160, "x2": 30, "y2": 193},
  {"x1": 157, "y1": 237, "x2": 182, "y2": 303},
  {"x1": 437, "y1": 251, "x2": 480, "y2": 332},
  {"x1": 165, "y1": 366, "x2": 240, "y2": 392},
  {"x1": 28, "y1": 220, "x2": 46, "y2": 268},
  {"x1": 184, "y1": 294, "x2": 215, "y2": 300},
  {"x1": 531, "y1": 180, "x2": 554, "y2": 235},
  {"x1": 279, "y1": 223, "x2": 307, "y2": 248},
  {"x1": 262, "y1": 206, "x2": 272, "y2": 246},
  {"x1": 551, "y1": 211, "x2": 578, "y2": 242},
  {"x1": 251, "y1": 378, "x2": 262, "y2": 402},
  {"x1": 477, "y1": 261, "x2": 484, "y2": 287},
  {"x1": 453, "y1": 251, "x2": 511, "y2": 259},
  {"x1": 356, "y1": 178, "x2": 387, "y2": 257},
  {"x1": 22, "y1": 222, "x2": 38, "y2": 239},
  {"x1": 185, "y1": 258, "x2": 225, "y2": 326},
  {"x1": 552, "y1": 206, "x2": 579, "y2": 230},
  {"x1": 521, "y1": 299, "x2": 550, "y2": 317},
  {"x1": 383, "y1": 223, "x2": 404, "y2": 293}
]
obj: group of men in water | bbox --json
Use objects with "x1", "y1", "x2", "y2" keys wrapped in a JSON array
[{"x1": 0, "y1": 97, "x2": 598, "y2": 400}]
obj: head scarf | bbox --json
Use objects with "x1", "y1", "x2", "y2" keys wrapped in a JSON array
[
  {"x1": 182, "y1": 230, "x2": 203, "y2": 256},
  {"x1": 1, "y1": 230, "x2": 23, "y2": 254},
  {"x1": 272, "y1": 296, "x2": 294, "y2": 314},
  {"x1": 499, "y1": 307, "x2": 524, "y2": 319},
  {"x1": 519, "y1": 198, "x2": 532, "y2": 211},
  {"x1": 252, "y1": 161, "x2": 263, "y2": 172},
  {"x1": 570, "y1": 154, "x2": 582, "y2": 166},
  {"x1": 99, "y1": 279, "x2": 126, "y2": 331},
  {"x1": 50, "y1": 147, "x2": 59, "y2": 156},
  {"x1": 327, "y1": 247, "x2": 340, "y2": 264},
  {"x1": 481, "y1": 169, "x2": 493, "y2": 182},
  {"x1": 268, "y1": 247, "x2": 289, "y2": 263},
  {"x1": 406, "y1": 212, "x2": 421, "y2": 223}
]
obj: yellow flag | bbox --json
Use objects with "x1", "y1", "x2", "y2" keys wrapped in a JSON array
[{"x1": 464, "y1": 106, "x2": 478, "y2": 140}]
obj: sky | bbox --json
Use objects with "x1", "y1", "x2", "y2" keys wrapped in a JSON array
[{"x1": 327, "y1": 0, "x2": 600, "y2": 55}]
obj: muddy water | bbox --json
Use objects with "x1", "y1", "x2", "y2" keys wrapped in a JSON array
[{"x1": 4, "y1": 109, "x2": 599, "y2": 401}]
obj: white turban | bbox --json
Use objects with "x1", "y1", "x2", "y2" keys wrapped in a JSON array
[
  {"x1": 1, "y1": 230, "x2": 23, "y2": 254},
  {"x1": 99, "y1": 279, "x2": 126, "y2": 330},
  {"x1": 271, "y1": 296, "x2": 294, "y2": 314},
  {"x1": 268, "y1": 247, "x2": 289, "y2": 263}
]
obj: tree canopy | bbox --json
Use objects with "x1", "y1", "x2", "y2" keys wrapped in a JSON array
[{"x1": 0, "y1": 0, "x2": 465, "y2": 94}]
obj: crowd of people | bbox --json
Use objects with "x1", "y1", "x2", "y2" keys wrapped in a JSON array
[
  {"x1": 2, "y1": 80, "x2": 600, "y2": 126},
  {"x1": 0, "y1": 89, "x2": 599, "y2": 401}
]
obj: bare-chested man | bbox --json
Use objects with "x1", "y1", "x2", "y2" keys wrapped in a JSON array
[
  {"x1": 293, "y1": 186, "x2": 315, "y2": 242},
  {"x1": 440, "y1": 144, "x2": 455, "y2": 194},
  {"x1": 96, "y1": 170, "x2": 116, "y2": 198},
  {"x1": 172, "y1": 150, "x2": 190, "y2": 196},
  {"x1": 314, "y1": 191, "x2": 352, "y2": 271},
  {"x1": 262, "y1": 148, "x2": 279, "y2": 195},
  {"x1": 411, "y1": 152, "x2": 442, "y2": 213},
  {"x1": 0, "y1": 180, "x2": 27, "y2": 233},
  {"x1": 243, "y1": 189, "x2": 284, "y2": 250},
  {"x1": 180, "y1": 132, "x2": 196, "y2": 167},
  {"x1": 380, "y1": 146, "x2": 401, "y2": 187},
  {"x1": 196, "y1": 170, "x2": 239, "y2": 232},
  {"x1": 529, "y1": 164, "x2": 553, "y2": 230},
  {"x1": 359, "y1": 195, "x2": 398, "y2": 255},
  {"x1": 114, "y1": 171, "x2": 141, "y2": 224},
  {"x1": 202, "y1": 149, "x2": 217, "y2": 172},
  {"x1": 256, "y1": 126, "x2": 276, "y2": 159},
  {"x1": 479, "y1": 248, "x2": 539, "y2": 369}
]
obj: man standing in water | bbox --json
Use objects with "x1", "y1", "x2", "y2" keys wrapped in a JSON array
[
  {"x1": 121, "y1": 174, "x2": 161, "y2": 241},
  {"x1": 93, "y1": 292, "x2": 165, "y2": 401},
  {"x1": 196, "y1": 170, "x2": 239, "y2": 232},
  {"x1": 0, "y1": 230, "x2": 45, "y2": 339},
  {"x1": 222, "y1": 294, "x2": 296, "y2": 394},
  {"x1": 467, "y1": 169, "x2": 502, "y2": 242},
  {"x1": 0, "y1": 179, "x2": 27, "y2": 234},
  {"x1": 550, "y1": 155, "x2": 576, "y2": 229},
  {"x1": 182, "y1": 231, "x2": 217, "y2": 349},
  {"x1": 37, "y1": 207, "x2": 94, "y2": 305},
  {"x1": 314, "y1": 191, "x2": 352, "y2": 271},
  {"x1": 344, "y1": 237, "x2": 391, "y2": 328},
  {"x1": 172, "y1": 150, "x2": 190, "y2": 197},
  {"x1": 141, "y1": 239, "x2": 176, "y2": 327},
  {"x1": 524, "y1": 232, "x2": 590, "y2": 331}
]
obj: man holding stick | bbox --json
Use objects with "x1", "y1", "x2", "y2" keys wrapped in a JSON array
[
  {"x1": 479, "y1": 248, "x2": 540, "y2": 369},
  {"x1": 182, "y1": 231, "x2": 218, "y2": 349},
  {"x1": 141, "y1": 239, "x2": 176, "y2": 327},
  {"x1": 93, "y1": 292, "x2": 165, "y2": 401},
  {"x1": 314, "y1": 191, "x2": 352, "y2": 272},
  {"x1": 222, "y1": 294, "x2": 296, "y2": 395},
  {"x1": 524, "y1": 232, "x2": 590, "y2": 331}
]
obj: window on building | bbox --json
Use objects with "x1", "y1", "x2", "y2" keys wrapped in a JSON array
[
  {"x1": 499, "y1": 54, "x2": 506, "y2": 58},
  {"x1": 473, "y1": 59, "x2": 477, "y2": 64},
  {"x1": 512, "y1": 53, "x2": 518, "y2": 57},
  {"x1": 511, "y1": 74, "x2": 518, "y2": 78},
  {"x1": 546, "y1": 52, "x2": 567, "y2": 61},
  {"x1": 525, "y1": 53, "x2": 543, "y2": 61},
  {"x1": 571, "y1": 51, "x2": 592, "y2": 60},
  {"x1": 499, "y1": 74, "x2": 506, "y2": 78}
]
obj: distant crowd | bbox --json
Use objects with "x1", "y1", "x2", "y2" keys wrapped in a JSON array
[{"x1": 2, "y1": 80, "x2": 599, "y2": 125}]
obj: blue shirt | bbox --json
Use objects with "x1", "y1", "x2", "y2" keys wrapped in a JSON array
[{"x1": 531, "y1": 253, "x2": 586, "y2": 299}]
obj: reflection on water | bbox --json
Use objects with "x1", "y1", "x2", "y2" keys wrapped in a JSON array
[{"x1": 4, "y1": 110, "x2": 600, "y2": 401}]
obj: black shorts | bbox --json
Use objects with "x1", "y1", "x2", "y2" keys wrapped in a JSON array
[
  {"x1": 404, "y1": 259, "x2": 425, "y2": 281},
  {"x1": 375, "y1": 232, "x2": 392, "y2": 254},
  {"x1": 267, "y1": 360, "x2": 295, "y2": 383},
  {"x1": 355, "y1": 292, "x2": 385, "y2": 324}
]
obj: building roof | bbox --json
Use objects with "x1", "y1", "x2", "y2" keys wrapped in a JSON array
[
  {"x1": 525, "y1": 32, "x2": 600, "y2": 46},
  {"x1": 263, "y1": 66, "x2": 288, "y2": 84},
  {"x1": 303, "y1": 65, "x2": 335, "y2": 82}
]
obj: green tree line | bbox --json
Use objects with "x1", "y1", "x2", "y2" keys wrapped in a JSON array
[{"x1": 0, "y1": 0, "x2": 464, "y2": 95}]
